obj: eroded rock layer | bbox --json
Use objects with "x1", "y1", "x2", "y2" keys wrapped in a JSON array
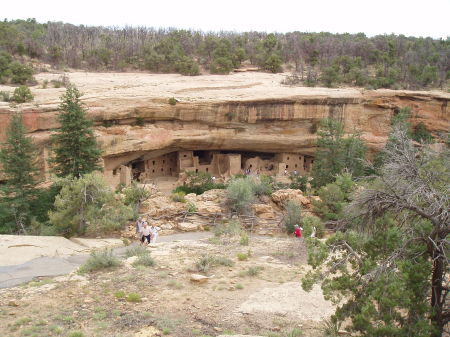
[{"x1": 0, "y1": 72, "x2": 448, "y2": 181}]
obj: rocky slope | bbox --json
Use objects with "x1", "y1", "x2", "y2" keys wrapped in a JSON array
[{"x1": 0, "y1": 71, "x2": 448, "y2": 177}]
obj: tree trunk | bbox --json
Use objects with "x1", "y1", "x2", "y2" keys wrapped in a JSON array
[{"x1": 430, "y1": 248, "x2": 445, "y2": 336}]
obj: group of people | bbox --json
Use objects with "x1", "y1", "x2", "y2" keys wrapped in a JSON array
[{"x1": 135, "y1": 217, "x2": 161, "y2": 245}]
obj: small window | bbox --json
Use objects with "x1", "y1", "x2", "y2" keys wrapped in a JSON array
[
  {"x1": 286, "y1": 165, "x2": 289, "y2": 169},
  {"x1": 163, "y1": 160, "x2": 165, "y2": 164},
  {"x1": 152, "y1": 169, "x2": 155, "y2": 173},
  {"x1": 295, "y1": 164, "x2": 298, "y2": 168},
  {"x1": 196, "y1": 169, "x2": 198, "y2": 173},
  {"x1": 287, "y1": 156, "x2": 290, "y2": 160},
  {"x1": 152, "y1": 160, "x2": 155, "y2": 165},
  {"x1": 299, "y1": 156, "x2": 301, "y2": 160},
  {"x1": 206, "y1": 168, "x2": 209, "y2": 172},
  {"x1": 184, "y1": 154, "x2": 187, "y2": 158},
  {"x1": 161, "y1": 168, "x2": 163, "y2": 172},
  {"x1": 170, "y1": 168, "x2": 172, "y2": 172}
]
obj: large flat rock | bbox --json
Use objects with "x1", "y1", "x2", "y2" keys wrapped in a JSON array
[{"x1": 0, "y1": 235, "x2": 122, "y2": 266}]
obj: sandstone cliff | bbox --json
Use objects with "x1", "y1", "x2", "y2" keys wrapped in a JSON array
[{"x1": 0, "y1": 72, "x2": 448, "y2": 178}]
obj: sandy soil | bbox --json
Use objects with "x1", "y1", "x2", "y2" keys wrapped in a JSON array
[{"x1": 0, "y1": 235, "x2": 335, "y2": 337}]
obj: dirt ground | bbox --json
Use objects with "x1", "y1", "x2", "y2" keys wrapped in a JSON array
[{"x1": 0, "y1": 235, "x2": 335, "y2": 337}]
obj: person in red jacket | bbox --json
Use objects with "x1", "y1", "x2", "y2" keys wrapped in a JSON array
[{"x1": 294, "y1": 225, "x2": 302, "y2": 238}]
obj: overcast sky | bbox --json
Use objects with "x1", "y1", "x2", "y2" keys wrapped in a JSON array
[{"x1": 3, "y1": 0, "x2": 449, "y2": 38}]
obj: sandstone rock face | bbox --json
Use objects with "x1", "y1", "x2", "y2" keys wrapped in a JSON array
[
  {"x1": 252, "y1": 203, "x2": 276, "y2": 219},
  {"x1": 271, "y1": 189, "x2": 311, "y2": 208},
  {"x1": 0, "y1": 72, "x2": 448, "y2": 180},
  {"x1": 139, "y1": 196, "x2": 185, "y2": 217},
  {"x1": 178, "y1": 222, "x2": 199, "y2": 231}
]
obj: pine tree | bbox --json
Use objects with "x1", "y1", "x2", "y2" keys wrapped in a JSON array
[
  {"x1": 312, "y1": 118, "x2": 367, "y2": 187},
  {"x1": 50, "y1": 86, "x2": 102, "y2": 177},
  {"x1": 0, "y1": 113, "x2": 38, "y2": 233}
]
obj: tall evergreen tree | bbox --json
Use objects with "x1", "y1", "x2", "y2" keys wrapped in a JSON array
[
  {"x1": 311, "y1": 118, "x2": 367, "y2": 187},
  {"x1": 0, "y1": 113, "x2": 38, "y2": 233},
  {"x1": 50, "y1": 86, "x2": 102, "y2": 177}
]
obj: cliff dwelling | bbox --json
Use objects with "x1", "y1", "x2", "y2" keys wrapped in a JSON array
[{"x1": 103, "y1": 150, "x2": 314, "y2": 187}]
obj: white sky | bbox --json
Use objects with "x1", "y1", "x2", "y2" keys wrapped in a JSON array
[{"x1": 3, "y1": 0, "x2": 449, "y2": 38}]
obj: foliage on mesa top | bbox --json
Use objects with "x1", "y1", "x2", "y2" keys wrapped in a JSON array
[{"x1": 0, "y1": 19, "x2": 449, "y2": 88}]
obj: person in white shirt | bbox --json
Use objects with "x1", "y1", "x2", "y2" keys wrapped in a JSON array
[
  {"x1": 135, "y1": 217, "x2": 144, "y2": 240},
  {"x1": 140, "y1": 221, "x2": 151, "y2": 245},
  {"x1": 150, "y1": 223, "x2": 161, "y2": 243}
]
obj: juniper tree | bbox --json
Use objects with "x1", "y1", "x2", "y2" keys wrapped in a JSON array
[
  {"x1": 49, "y1": 172, "x2": 133, "y2": 236},
  {"x1": 303, "y1": 126, "x2": 449, "y2": 336},
  {"x1": 0, "y1": 113, "x2": 38, "y2": 233},
  {"x1": 50, "y1": 86, "x2": 102, "y2": 177}
]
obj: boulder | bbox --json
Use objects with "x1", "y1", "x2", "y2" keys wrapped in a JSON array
[
  {"x1": 177, "y1": 222, "x2": 199, "y2": 231},
  {"x1": 139, "y1": 196, "x2": 185, "y2": 217},
  {"x1": 190, "y1": 274, "x2": 209, "y2": 283},
  {"x1": 252, "y1": 203, "x2": 276, "y2": 219},
  {"x1": 196, "y1": 202, "x2": 223, "y2": 216},
  {"x1": 197, "y1": 189, "x2": 226, "y2": 202},
  {"x1": 271, "y1": 189, "x2": 311, "y2": 208}
]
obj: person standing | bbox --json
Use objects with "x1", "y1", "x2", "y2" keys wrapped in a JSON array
[
  {"x1": 294, "y1": 224, "x2": 302, "y2": 238},
  {"x1": 150, "y1": 223, "x2": 161, "y2": 244},
  {"x1": 135, "y1": 217, "x2": 144, "y2": 241},
  {"x1": 141, "y1": 221, "x2": 151, "y2": 245}
]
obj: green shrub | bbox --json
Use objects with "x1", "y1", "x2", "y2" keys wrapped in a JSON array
[
  {"x1": 312, "y1": 173, "x2": 355, "y2": 221},
  {"x1": 68, "y1": 332, "x2": 84, "y2": 337},
  {"x1": 186, "y1": 201, "x2": 197, "y2": 213},
  {"x1": 125, "y1": 245, "x2": 148, "y2": 258},
  {"x1": 132, "y1": 253, "x2": 155, "y2": 267},
  {"x1": 412, "y1": 122, "x2": 434, "y2": 143},
  {"x1": 168, "y1": 97, "x2": 177, "y2": 105},
  {"x1": 244, "y1": 266, "x2": 264, "y2": 276},
  {"x1": 114, "y1": 290, "x2": 126, "y2": 299},
  {"x1": 173, "y1": 171, "x2": 224, "y2": 195},
  {"x1": 239, "y1": 231, "x2": 249, "y2": 246},
  {"x1": 126, "y1": 292, "x2": 141, "y2": 302},
  {"x1": 78, "y1": 249, "x2": 121, "y2": 273},
  {"x1": 237, "y1": 252, "x2": 248, "y2": 261},
  {"x1": 196, "y1": 254, "x2": 234, "y2": 272},
  {"x1": 49, "y1": 172, "x2": 134, "y2": 236},
  {"x1": 196, "y1": 254, "x2": 214, "y2": 272},
  {"x1": 235, "y1": 283, "x2": 244, "y2": 289},
  {"x1": 210, "y1": 56, "x2": 234, "y2": 74},
  {"x1": 135, "y1": 116, "x2": 145, "y2": 126},
  {"x1": 122, "y1": 182, "x2": 152, "y2": 218},
  {"x1": 171, "y1": 191, "x2": 186, "y2": 203},
  {"x1": 214, "y1": 221, "x2": 242, "y2": 238},
  {"x1": 0, "y1": 91, "x2": 10, "y2": 102},
  {"x1": 289, "y1": 174, "x2": 308, "y2": 191},
  {"x1": 286, "y1": 327, "x2": 303, "y2": 337},
  {"x1": 9, "y1": 61, "x2": 34, "y2": 84},
  {"x1": 284, "y1": 199, "x2": 302, "y2": 233},
  {"x1": 301, "y1": 215, "x2": 325, "y2": 238},
  {"x1": 214, "y1": 256, "x2": 234, "y2": 267},
  {"x1": 12, "y1": 85, "x2": 33, "y2": 103},
  {"x1": 252, "y1": 175, "x2": 273, "y2": 197},
  {"x1": 226, "y1": 177, "x2": 255, "y2": 214}
]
